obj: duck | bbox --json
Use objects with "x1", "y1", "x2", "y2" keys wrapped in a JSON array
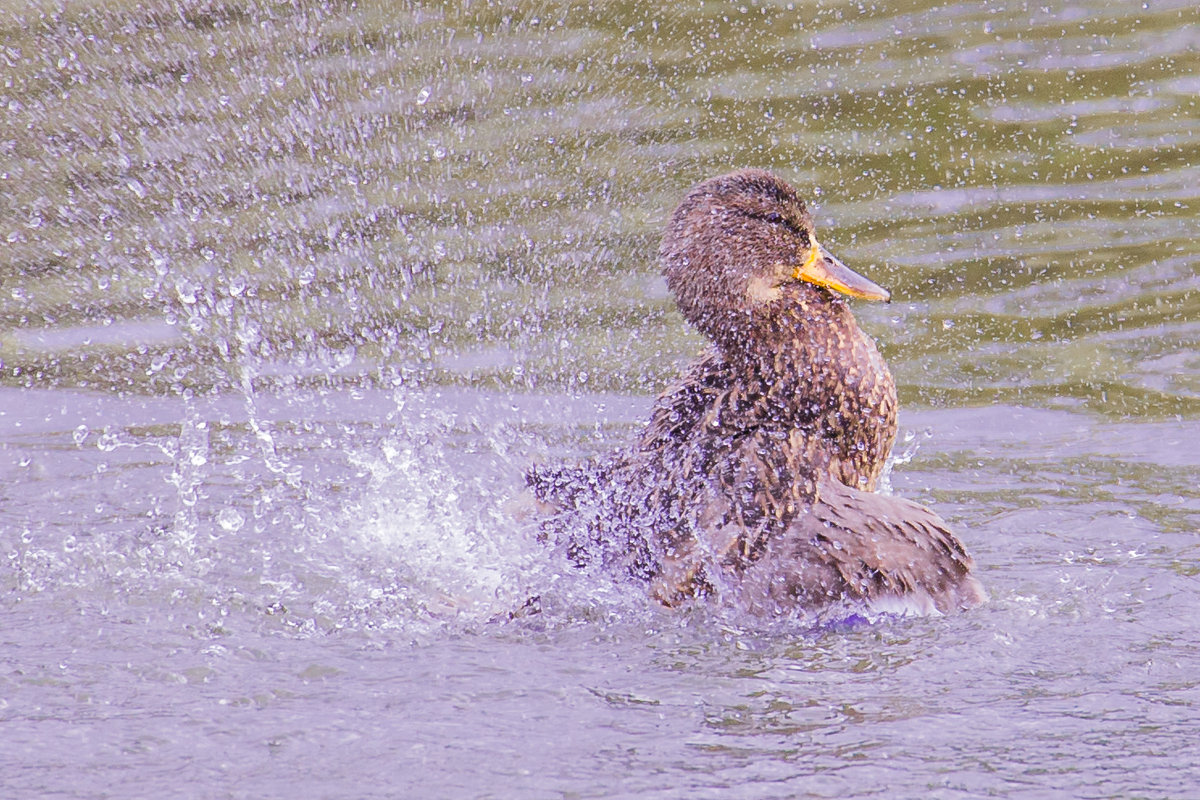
[{"x1": 528, "y1": 168, "x2": 985, "y2": 617}]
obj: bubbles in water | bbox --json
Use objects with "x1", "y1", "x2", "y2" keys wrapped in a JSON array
[{"x1": 72, "y1": 425, "x2": 90, "y2": 446}]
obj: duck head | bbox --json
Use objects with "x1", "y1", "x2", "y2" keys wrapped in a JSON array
[{"x1": 659, "y1": 169, "x2": 889, "y2": 353}]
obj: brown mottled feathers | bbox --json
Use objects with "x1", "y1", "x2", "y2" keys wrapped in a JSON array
[
  {"x1": 693, "y1": 478, "x2": 981, "y2": 615},
  {"x1": 527, "y1": 169, "x2": 984, "y2": 617}
]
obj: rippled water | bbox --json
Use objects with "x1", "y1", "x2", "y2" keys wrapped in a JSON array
[{"x1": 2, "y1": 0, "x2": 1199, "y2": 797}]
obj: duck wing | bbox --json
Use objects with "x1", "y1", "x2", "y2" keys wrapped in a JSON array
[{"x1": 733, "y1": 476, "x2": 986, "y2": 615}]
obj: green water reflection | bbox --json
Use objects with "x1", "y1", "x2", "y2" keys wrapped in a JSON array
[{"x1": 1, "y1": 0, "x2": 1197, "y2": 417}]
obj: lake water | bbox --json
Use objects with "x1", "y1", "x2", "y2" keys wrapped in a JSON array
[{"x1": 2, "y1": 0, "x2": 1199, "y2": 797}]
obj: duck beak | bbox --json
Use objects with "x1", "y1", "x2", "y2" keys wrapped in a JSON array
[{"x1": 794, "y1": 243, "x2": 891, "y2": 302}]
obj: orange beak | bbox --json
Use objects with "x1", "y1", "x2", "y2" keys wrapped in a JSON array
[{"x1": 794, "y1": 243, "x2": 890, "y2": 302}]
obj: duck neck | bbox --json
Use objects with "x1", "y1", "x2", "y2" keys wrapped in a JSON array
[{"x1": 718, "y1": 291, "x2": 854, "y2": 378}]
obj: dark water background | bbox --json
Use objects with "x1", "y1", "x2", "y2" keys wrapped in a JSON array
[{"x1": 2, "y1": 0, "x2": 1199, "y2": 797}]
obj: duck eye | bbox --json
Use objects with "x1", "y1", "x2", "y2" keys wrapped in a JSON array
[{"x1": 764, "y1": 212, "x2": 785, "y2": 225}]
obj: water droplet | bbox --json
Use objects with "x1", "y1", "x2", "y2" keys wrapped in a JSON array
[
  {"x1": 72, "y1": 425, "x2": 90, "y2": 445},
  {"x1": 175, "y1": 280, "x2": 198, "y2": 305},
  {"x1": 217, "y1": 508, "x2": 245, "y2": 533},
  {"x1": 416, "y1": 86, "x2": 432, "y2": 105}
]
